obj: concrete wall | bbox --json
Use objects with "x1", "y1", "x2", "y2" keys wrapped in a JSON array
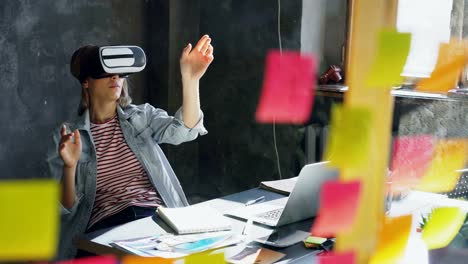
[{"x1": 0, "y1": 0, "x2": 147, "y2": 179}]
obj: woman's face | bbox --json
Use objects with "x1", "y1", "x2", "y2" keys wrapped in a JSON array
[{"x1": 85, "y1": 75, "x2": 125, "y2": 105}]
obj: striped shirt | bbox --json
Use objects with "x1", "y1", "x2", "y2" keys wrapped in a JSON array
[{"x1": 88, "y1": 115, "x2": 163, "y2": 228}]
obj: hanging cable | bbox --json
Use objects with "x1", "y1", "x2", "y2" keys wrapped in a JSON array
[{"x1": 273, "y1": 0, "x2": 283, "y2": 179}]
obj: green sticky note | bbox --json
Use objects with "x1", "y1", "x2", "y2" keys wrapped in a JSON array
[
  {"x1": 185, "y1": 252, "x2": 226, "y2": 264},
  {"x1": 0, "y1": 180, "x2": 59, "y2": 261},
  {"x1": 305, "y1": 236, "x2": 327, "y2": 244},
  {"x1": 365, "y1": 29, "x2": 411, "y2": 88},
  {"x1": 324, "y1": 104, "x2": 373, "y2": 170},
  {"x1": 422, "y1": 207, "x2": 466, "y2": 250}
]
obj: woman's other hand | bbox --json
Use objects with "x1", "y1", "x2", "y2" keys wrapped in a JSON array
[
  {"x1": 58, "y1": 125, "x2": 82, "y2": 168},
  {"x1": 180, "y1": 34, "x2": 214, "y2": 81}
]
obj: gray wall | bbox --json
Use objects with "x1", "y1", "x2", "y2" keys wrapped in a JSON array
[
  {"x1": 161, "y1": 0, "x2": 307, "y2": 203},
  {"x1": 0, "y1": 0, "x2": 147, "y2": 180}
]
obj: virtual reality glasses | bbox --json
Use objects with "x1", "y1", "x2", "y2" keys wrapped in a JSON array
[
  {"x1": 79, "y1": 45, "x2": 147, "y2": 80},
  {"x1": 99, "y1": 45, "x2": 146, "y2": 76}
]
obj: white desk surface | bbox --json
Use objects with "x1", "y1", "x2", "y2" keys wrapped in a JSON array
[
  {"x1": 76, "y1": 189, "x2": 468, "y2": 263},
  {"x1": 77, "y1": 188, "x2": 319, "y2": 263}
]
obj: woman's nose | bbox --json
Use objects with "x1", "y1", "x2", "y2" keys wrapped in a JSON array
[{"x1": 111, "y1": 74, "x2": 119, "y2": 80}]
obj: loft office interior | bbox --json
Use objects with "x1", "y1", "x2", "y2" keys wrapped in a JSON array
[{"x1": 2, "y1": 0, "x2": 468, "y2": 263}]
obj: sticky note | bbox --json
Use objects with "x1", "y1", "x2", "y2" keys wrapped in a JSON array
[
  {"x1": 57, "y1": 255, "x2": 118, "y2": 264},
  {"x1": 417, "y1": 41, "x2": 468, "y2": 92},
  {"x1": 255, "y1": 50, "x2": 317, "y2": 124},
  {"x1": 311, "y1": 180, "x2": 361, "y2": 237},
  {"x1": 306, "y1": 236, "x2": 327, "y2": 244},
  {"x1": 304, "y1": 236, "x2": 328, "y2": 249},
  {"x1": 0, "y1": 180, "x2": 59, "y2": 261},
  {"x1": 417, "y1": 139, "x2": 468, "y2": 193},
  {"x1": 365, "y1": 30, "x2": 411, "y2": 88},
  {"x1": 122, "y1": 255, "x2": 173, "y2": 264},
  {"x1": 318, "y1": 251, "x2": 355, "y2": 264},
  {"x1": 390, "y1": 135, "x2": 435, "y2": 191},
  {"x1": 324, "y1": 105, "x2": 373, "y2": 170},
  {"x1": 422, "y1": 207, "x2": 466, "y2": 249},
  {"x1": 185, "y1": 252, "x2": 226, "y2": 264},
  {"x1": 369, "y1": 215, "x2": 412, "y2": 264}
]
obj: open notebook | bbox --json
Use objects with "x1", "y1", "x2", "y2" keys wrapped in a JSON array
[{"x1": 157, "y1": 205, "x2": 232, "y2": 234}]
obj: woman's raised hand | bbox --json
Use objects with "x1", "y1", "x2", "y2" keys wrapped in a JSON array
[
  {"x1": 180, "y1": 35, "x2": 214, "y2": 81},
  {"x1": 58, "y1": 125, "x2": 82, "y2": 168}
]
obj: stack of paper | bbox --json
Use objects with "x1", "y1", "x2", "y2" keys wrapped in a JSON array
[{"x1": 111, "y1": 231, "x2": 241, "y2": 258}]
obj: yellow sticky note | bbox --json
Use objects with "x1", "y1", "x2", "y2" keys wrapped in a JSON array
[
  {"x1": 417, "y1": 40, "x2": 468, "y2": 92},
  {"x1": 422, "y1": 207, "x2": 465, "y2": 249},
  {"x1": 369, "y1": 215, "x2": 412, "y2": 264},
  {"x1": 0, "y1": 180, "x2": 59, "y2": 261},
  {"x1": 184, "y1": 252, "x2": 226, "y2": 264},
  {"x1": 324, "y1": 104, "x2": 373, "y2": 170},
  {"x1": 365, "y1": 29, "x2": 411, "y2": 88},
  {"x1": 417, "y1": 139, "x2": 468, "y2": 193}
]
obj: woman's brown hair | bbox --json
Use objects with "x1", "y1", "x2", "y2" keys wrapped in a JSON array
[{"x1": 77, "y1": 79, "x2": 132, "y2": 116}]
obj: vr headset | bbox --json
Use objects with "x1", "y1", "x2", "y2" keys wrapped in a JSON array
[{"x1": 86, "y1": 45, "x2": 146, "y2": 79}]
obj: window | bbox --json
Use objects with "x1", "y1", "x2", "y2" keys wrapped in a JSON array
[{"x1": 397, "y1": 0, "x2": 453, "y2": 78}]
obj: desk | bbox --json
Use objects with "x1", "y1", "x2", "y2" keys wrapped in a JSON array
[
  {"x1": 75, "y1": 188, "x2": 321, "y2": 263},
  {"x1": 76, "y1": 188, "x2": 468, "y2": 263}
]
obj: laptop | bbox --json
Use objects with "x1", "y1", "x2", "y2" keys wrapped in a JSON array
[{"x1": 224, "y1": 161, "x2": 338, "y2": 227}]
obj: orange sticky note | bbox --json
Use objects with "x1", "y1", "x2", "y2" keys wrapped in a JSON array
[
  {"x1": 56, "y1": 255, "x2": 118, "y2": 264},
  {"x1": 417, "y1": 40, "x2": 468, "y2": 92},
  {"x1": 311, "y1": 180, "x2": 361, "y2": 237},
  {"x1": 422, "y1": 207, "x2": 465, "y2": 249},
  {"x1": 390, "y1": 135, "x2": 435, "y2": 191},
  {"x1": 0, "y1": 180, "x2": 59, "y2": 261},
  {"x1": 369, "y1": 215, "x2": 412, "y2": 264},
  {"x1": 122, "y1": 255, "x2": 174, "y2": 264},
  {"x1": 324, "y1": 105, "x2": 373, "y2": 170},
  {"x1": 318, "y1": 251, "x2": 356, "y2": 264},
  {"x1": 255, "y1": 50, "x2": 317, "y2": 124},
  {"x1": 417, "y1": 139, "x2": 468, "y2": 193},
  {"x1": 185, "y1": 252, "x2": 226, "y2": 264},
  {"x1": 365, "y1": 29, "x2": 411, "y2": 88}
]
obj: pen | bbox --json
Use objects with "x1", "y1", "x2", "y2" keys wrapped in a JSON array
[{"x1": 245, "y1": 196, "x2": 265, "y2": 206}]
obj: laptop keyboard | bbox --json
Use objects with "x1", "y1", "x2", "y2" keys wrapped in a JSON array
[{"x1": 255, "y1": 208, "x2": 284, "y2": 220}]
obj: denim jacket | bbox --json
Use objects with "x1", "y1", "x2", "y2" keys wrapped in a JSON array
[{"x1": 46, "y1": 103, "x2": 207, "y2": 260}]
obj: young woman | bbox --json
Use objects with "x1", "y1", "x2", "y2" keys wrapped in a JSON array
[{"x1": 46, "y1": 35, "x2": 214, "y2": 259}]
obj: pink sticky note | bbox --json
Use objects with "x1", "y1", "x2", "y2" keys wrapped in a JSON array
[
  {"x1": 255, "y1": 50, "x2": 316, "y2": 124},
  {"x1": 56, "y1": 255, "x2": 118, "y2": 264},
  {"x1": 390, "y1": 135, "x2": 435, "y2": 191},
  {"x1": 311, "y1": 180, "x2": 361, "y2": 237},
  {"x1": 318, "y1": 251, "x2": 356, "y2": 264}
]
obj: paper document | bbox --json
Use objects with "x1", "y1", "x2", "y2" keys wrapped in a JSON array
[
  {"x1": 111, "y1": 231, "x2": 240, "y2": 258},
  {"x1": 157, "y1": 205, "x2": 232, "y2": 234},
  {"x1": 259, "y1": 176, "x2": 297, "y2": 195},
  {"x1": 226, "y1": 246, "x2": 285, "y2": 264}
]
